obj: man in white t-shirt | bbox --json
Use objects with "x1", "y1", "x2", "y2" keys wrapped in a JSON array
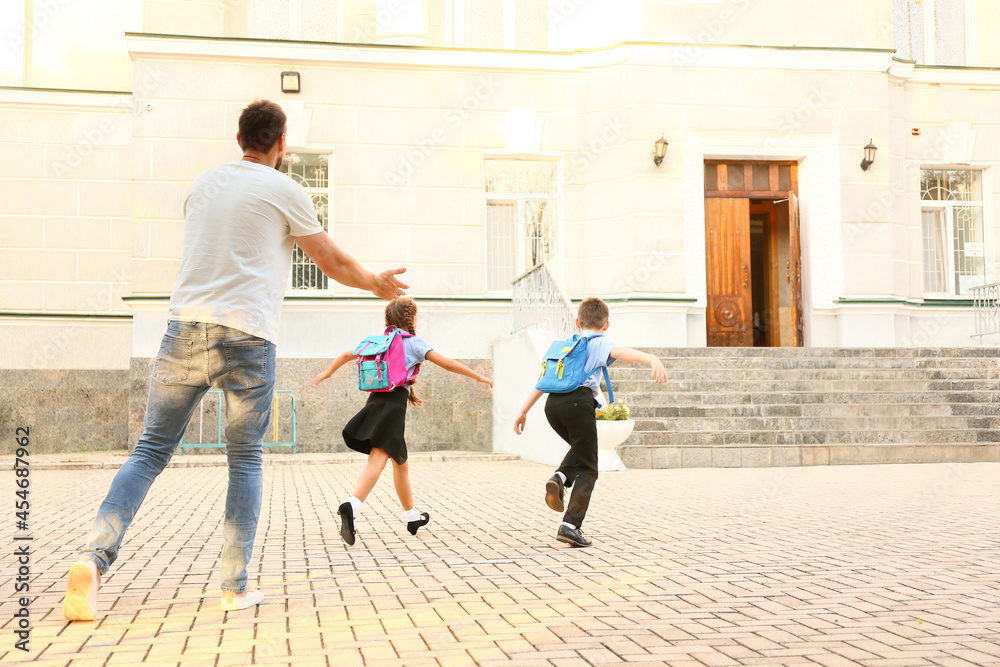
[{"x1": 62, "y1": 100, "x2": 408, "y2": 620}]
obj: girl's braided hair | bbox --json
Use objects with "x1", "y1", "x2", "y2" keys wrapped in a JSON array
[{"x1": 385, "y1": 297, "x2": 422, "y2": 406}]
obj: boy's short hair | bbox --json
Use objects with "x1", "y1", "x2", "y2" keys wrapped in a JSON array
[
  {"x1": 578, "y1": 297, "x2": 609, "y2": 330},
  {"x1": 238, "y1": 100, "x2": 286, "y2": 153}
]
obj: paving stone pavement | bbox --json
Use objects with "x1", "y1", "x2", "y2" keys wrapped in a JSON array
[{"x1": 3, "y1": 460, "x2": 1000, "y2": 666}]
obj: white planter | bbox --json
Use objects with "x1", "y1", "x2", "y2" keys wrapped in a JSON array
[{"x1": 596, "y1": 419, "x2": 634, "y2": 471}]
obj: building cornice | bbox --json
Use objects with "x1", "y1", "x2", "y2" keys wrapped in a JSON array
[
  {"x1": 0, "y1": 311, "x2": 133, "y2": 320},
  {"x1": 888, "y1": 57, "x2": 1000, "y2": 89},
  {"x1": 123, "y1": 294, "x2": 514, "y2": 313},
  {"x1": 834, "y1": 297, "x2": 974, "y2": 308},
  {"x1": 0, "y1": 86, "x2": 131, "y2": 111},
  {"x1": 125, "y1": 33, "x2": 895, "y2": 74}
]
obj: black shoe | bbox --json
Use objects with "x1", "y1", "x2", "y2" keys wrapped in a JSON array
[
  {"x1": 556, "y1": 524, "x2": 592, "y2": 548},
  {"x1": 337, "y1": 502, "x2": 356, "y2": 546},
  {"x1": 545, "y1": 475, "x2": 565, "y2": 512},
  {"x1": 407, "y1": 512, "x2": 430, "y2": 536}
]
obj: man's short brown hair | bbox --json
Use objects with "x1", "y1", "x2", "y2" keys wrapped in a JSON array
[
  {"x1": 238, "y1": 100, "x2": 286, "y2": 153},
  {"x1": 578, "y1": 297, "x2": 609, "y2": 330}
]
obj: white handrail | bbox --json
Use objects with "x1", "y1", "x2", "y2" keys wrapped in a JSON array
[
  {"x1": 971, "y1": 281, "x2": 1000, "y2": 340},
  {"x1": 511, "y1": 262, "x2": 578, "y2": 339}
]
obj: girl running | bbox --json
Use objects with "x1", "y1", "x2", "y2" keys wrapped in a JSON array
[{"x1": 314, "y1": 297, "x2": 493, "y2": 544}]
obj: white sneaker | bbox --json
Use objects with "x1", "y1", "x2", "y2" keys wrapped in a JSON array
[
  {"x1": 63, "y1": 560, "x2": 100, "y2": 621},
  {"x1": 220, "y1": 589, "x2": 264, "y2": 611}
]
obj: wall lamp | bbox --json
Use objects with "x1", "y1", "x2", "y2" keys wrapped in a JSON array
[
  {"x1": 281, "y1": 71, "x2": 301, "y2": 93},
  {"x1": 652, "y1": 135, "x2": 669, "y2": 166},
  {"x1": 860, "y1": 139, "x2": 878, "y2": 171}
]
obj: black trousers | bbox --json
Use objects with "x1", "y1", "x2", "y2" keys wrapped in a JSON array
[{"x1": 544, "y1": 387, "x2": 599, "y2": 529}]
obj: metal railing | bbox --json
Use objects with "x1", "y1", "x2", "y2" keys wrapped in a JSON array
[
  {"x1": 511, "y1": 261, "x2": 578, "y2": 339},
  {"x1": 180, "y1": 390, "x2": 297, "y2": 454},
  {"x1": 972, "y1": 281, "x2": 1000, "y2": 340}
]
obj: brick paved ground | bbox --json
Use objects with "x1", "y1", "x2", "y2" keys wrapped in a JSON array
[{"x1": 3, "y1": 460, "x2": 1000, "y2": 666}]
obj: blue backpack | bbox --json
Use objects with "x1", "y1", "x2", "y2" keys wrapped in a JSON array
[{"x1": 535, "y1": 333, "x2": 614, "y2": 403}]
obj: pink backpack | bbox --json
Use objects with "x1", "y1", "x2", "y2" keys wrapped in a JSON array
[{"x1": 353, "y1": 327, "x2": 421, "y2": 392}]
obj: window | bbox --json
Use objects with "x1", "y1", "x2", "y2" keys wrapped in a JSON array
[
  {"x1": 921, "y1": 169, "x2": 985, "y2": 296},
  {"x1": 933, "y1": 0, "x2": 967, "y2": 66},
  {"x1": 892, "y1": 0, "x2": 974, "y2": 66},
  {"x1": 485, "y1": 159, "x2": 559, "y2": 292},
  {"x1": 281, "y1": 153, "x2": 330, "y2": 290},
  {"x1": 893, "y1": 0, "x2": 925, "y2": 63}
]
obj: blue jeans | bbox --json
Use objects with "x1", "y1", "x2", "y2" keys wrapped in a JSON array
[{"x1": 81, "y1": 321, "x2": 276, "y2": 592}]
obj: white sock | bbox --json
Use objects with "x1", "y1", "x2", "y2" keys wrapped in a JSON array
[
  {"x1": 561, "y1": 521, "x2": 577, "y2": 530},
  {"x1": 555, "y1": 472, "x2": 567, "y2": 484},
  {"x1": 349, "y1": 496, "x2": 362, "y2": 517},
  {"x1": 404, "y1": 507, "x2": 422, "y2": 522}
]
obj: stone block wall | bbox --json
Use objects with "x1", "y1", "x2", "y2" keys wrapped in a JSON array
[
  {"x1": 0, "y1": 369, "x2": 128, "y2": 453},
  {"x1": 128, "y1": 358, "x2": 494, "y2": 454}
]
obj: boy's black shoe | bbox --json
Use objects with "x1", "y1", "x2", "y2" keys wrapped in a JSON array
[
  {"x1": 556, "y1": 524, "x2": 592, "y2": 548},
  {"x1": 407, "y1": 512, "x2": 430, "y2": 535},
  {"x1": 545, "y1": 475, "x2": 565, "y2": 512},
  {"x1": 337, "y1": 502, "x2": 356, "y2": 546}
]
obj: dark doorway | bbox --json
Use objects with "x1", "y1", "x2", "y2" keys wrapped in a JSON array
[{"x1": 704, "y1": 162, "x2": 803, "y2": 347}]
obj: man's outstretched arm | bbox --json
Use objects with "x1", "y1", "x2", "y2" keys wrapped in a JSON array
[{"x1": 295, "y1": 232, "x2": 408, "y2": 300}]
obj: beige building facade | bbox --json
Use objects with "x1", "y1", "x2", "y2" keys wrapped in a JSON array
[{"x1": 3, "y1": 0, "x2": 1000, "y2": 451}]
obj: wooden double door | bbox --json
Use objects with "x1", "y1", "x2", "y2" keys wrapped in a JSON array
[{"x1": 705, "y1": 177, "x2": 803, "y2": 347}]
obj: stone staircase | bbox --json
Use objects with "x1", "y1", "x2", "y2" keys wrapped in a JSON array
[{"x1": 611, "y1": 348, "x2": 1000, "y2": 468}]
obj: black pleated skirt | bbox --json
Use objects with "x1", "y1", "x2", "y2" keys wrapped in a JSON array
[{"x1": 342, "y1": 386, "x2": 410, "y2": 464}]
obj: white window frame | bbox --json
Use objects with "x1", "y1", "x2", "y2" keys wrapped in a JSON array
[
  {"x1": 922, "y1": 0, "x2": 977, "y2": 66},
  {"x1": 282, "y1": 151, "x2": 332, "y2": 292},
  {"x1": 920, "y1": 166, "x2": 990, "y2": 298},
  {"x1": 483, "y1": 154, "x2": 564, "y2": 295}
]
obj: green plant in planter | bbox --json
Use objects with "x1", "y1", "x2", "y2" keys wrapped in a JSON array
[{"x1": 595, "y1": 399, "x2": 630, "y2": 421}]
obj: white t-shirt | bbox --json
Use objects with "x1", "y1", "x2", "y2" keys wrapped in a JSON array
[{"x1": 168, "y1": 161, "x2": 324, "y2": 344}]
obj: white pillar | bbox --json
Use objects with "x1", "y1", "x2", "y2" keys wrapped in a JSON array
[{"x1": 375, "y1": 0, "x2": 432, "y2": 46}]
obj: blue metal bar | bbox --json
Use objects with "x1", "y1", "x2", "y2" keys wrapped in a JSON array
[{"x1": 179, "y1": 389, "x2": 297, "y2": 454}]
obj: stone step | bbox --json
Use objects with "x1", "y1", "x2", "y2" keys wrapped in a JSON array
[
  {"x1": 603, "y1": 347, "x2": 1000, "y2": 468},
  {"x1": 633, "y1": 415, "x2": 985, "y2": 432},
  {"x1": 618, "y1": 359, "x2": 1000, "y2": 372},
  {"x1": 611, "y1": 380, "x2": 1000, "y2": 393},
  {"x1": 634, "y1": 347, "x2": 1000, "y2": 358},
  {"x1": 626, "y1": 403, "x2": 982, "y2": 418},
  {"x1": 616, "y1": 443, "x2": 1000, "y2": 468},
  {"x1": 618, "y1": 358, "x2": 1000, "y2": 369},
  {"x1": 615, "y1": 390, "x2": 1000, "y2": 405},
  {"x1": 611, "y1": 367, "x2": 999, "y2": 381},
  {"x1": 630, "y1": 428, "x2": 994, "y2": 446}
]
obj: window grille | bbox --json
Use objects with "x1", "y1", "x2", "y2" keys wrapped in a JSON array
[
  {"x1": 920, "y1": 169, "x2": 986, "y2": 296},
  {"x1": 281, "y1": 153, "x2": 330, "y2": 291},
  {"x1": 485, "y1": 159, "x2": 559, "y2": 292}
]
